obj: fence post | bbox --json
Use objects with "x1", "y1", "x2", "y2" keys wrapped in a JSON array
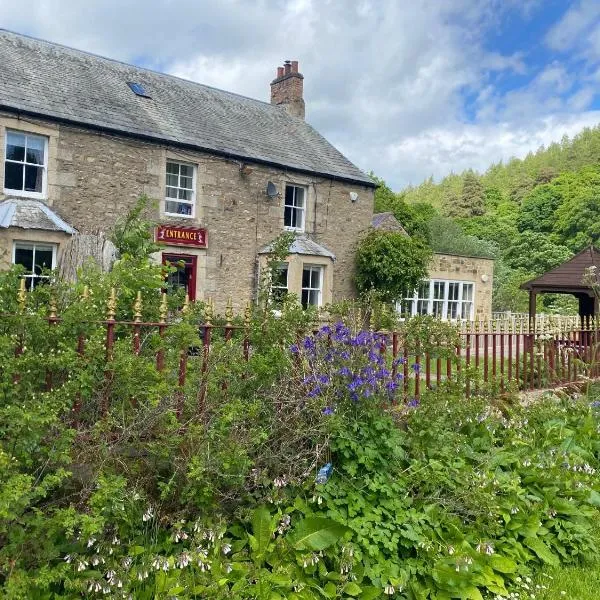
[
  {"x1": 103, "y1": 287, "x2": 117, "y2": 417},
  {"x1": 45, "y1": 295, "x2": 59, "y2": 391},
  {"x1": 176, "y1": 294, "x2": 190, "y2": 422},
  {"x1": 132, "y1": 291, "x2": 142, "y2": 356},
  {"x1": 198, "y1": 297, "x2": 212, "y2": 417},
  {"x1": 156, "y1": 292, "x2": 167, "y2": 372}
]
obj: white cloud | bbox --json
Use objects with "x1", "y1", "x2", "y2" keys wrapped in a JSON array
[
  {"x1": 2, "y1": 0, "x2": 599, "y2": 190},
  {"x1": 376, "y1": 112, "x2": 600, "y2": 186},
  {"x1": 545, "y1": 0, "x2": 600, "y2": 52}
]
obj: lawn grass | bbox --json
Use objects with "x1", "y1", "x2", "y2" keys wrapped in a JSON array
[{"x1": 532, "y1": 561, "x2": 600, "y2": 599}]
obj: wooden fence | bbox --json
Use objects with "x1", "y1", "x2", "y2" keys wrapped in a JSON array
[{"x1": 2, "y1": 282, "x2": 598, "y2": 420}]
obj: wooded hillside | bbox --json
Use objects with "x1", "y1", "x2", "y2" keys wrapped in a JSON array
[{"x1": 375, "y1": 125, "x2": 600, "y2": 313}]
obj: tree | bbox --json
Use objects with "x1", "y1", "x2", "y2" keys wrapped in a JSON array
[
  {"x1": 448, "y1": 171, "x2": 485, "y2": 217},
  {"x1": 426, "y1": 216, "x2": 498, "y2": 258},
  {"x1": 517, "y1": 184, "x2": 563, "y2": 234},
  {"x1": 503, "y1": 232, "x2": 572, "y2": 275},
  {"x1": 355, "y1": 230, "x2": 431, "y2": 302}
]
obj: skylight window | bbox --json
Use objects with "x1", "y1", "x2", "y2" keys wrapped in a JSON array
[{"x1": 127, "y1": 82, "x2": 151, "y2": 98}]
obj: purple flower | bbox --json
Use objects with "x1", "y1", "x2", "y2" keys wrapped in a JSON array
[
  {"x1": 322, "y1": 406, "x2": 335, "y2": 416},
  {"x1": 318, "y1": 374, "x2": 331, "y2": 385},
  {"x1": 407, "y1": 398, "x2": 420, "y2": 408},
  {"x1": 319, "y1": 325, "x2": 332, "y2": 336},
  {"x1": 411, "y1": 363, "x2": 421, "y2": 373},
  {"x1": 307, "y1": 386, "x2": 321, "y2": 398},
  {"x1": 303, "y1": 337, "x2": 316, "y2": 352},
  {"x1": 393, "y1": 357, "x2": 405, "y2": 366},
  {"x1": 290, "y1": 344, "x2": 299, "y2": 354},
  {"x1": 338, "y1": 366, "x2": 351, "y2": 376}
]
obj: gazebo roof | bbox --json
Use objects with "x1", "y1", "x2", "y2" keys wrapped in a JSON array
[{"x1": 520, "y1": 246, "x2": 600, "y2": 294}]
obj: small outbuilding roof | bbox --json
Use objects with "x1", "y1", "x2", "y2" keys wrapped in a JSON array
[
  {"x1": 0, "y1": 199, "x2": 76, "y2": 234},
  {"x1": 520, "y1": 246, "x2": 600, "y2": 293},
  {"x1": 370, "y1": 212, "x2": 409, "y2": 234},
  {"x1": 259, "y1": 235, "x2": 336, "y2": 260}
]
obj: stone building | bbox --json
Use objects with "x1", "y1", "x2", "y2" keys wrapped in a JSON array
[
  {"x1": 0, "y1": 30, "x2": 375, "y2": 311},
  {"x1": 371, "y1": 213, "x2": 494, "y2": 319}
]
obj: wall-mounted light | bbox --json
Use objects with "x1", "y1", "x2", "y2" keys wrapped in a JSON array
[
  {"x1": 349, "y1": 191, "x2": 358, "y2": 203},
  {"x1": 481, "y1": 274, "x2": 489, "y2": 283}
]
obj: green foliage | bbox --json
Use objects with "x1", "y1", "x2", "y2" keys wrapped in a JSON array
[
  {"x1": 426, "y1": 216, "x2": 498, "y2": 258},
  {"x1": 517, "y1": 184, "x2": 563, "y2": 234},
  {"x1": 448, "y1": 171, "x2": 485, "y2": 218},
  {"x1": 3, "y1": 197, "x2": 600, "y2": 597},
  {"x1": 503, "y1": 233, "x2": 572, "y2": 274},
  {"x1": 355, "y1": 230, "x2": 431, "y2": 302}
]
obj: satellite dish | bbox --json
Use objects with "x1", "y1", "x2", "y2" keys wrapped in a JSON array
[{"x1": 266, "y1": 181, "x2": 278, "y2": 199}]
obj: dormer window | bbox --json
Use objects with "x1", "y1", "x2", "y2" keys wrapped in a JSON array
[{"x1": 284, "y1": 184, "x2": 305, "y2": 231}]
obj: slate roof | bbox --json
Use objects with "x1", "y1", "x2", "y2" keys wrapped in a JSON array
[
  {"x1": 0, "y1": 199, "x2": 76, "y2": 233},
  {"x1": 259, "y1": 235, "x2": 336, "y2": 260},
  {"x1": 371, "y1": 212, "x2": 409, "y2": 234},
  {"x1": 0, "y1": 29, "x2": 374, "y2": 187},
  {"x1": 520, "y1": 246, "x2": 600, "y2": 292}
]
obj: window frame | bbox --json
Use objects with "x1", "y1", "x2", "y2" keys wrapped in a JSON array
[
  {"x1": 12, "y1": 241, "x2": 57, "y2": 290},
  {"x1": 283, "y1": 184, "x2": 306, "y2": 232},
  {"x1": 3, "y1": 130, "x2": 49, "y2": 199},
  {"x1": 164, "y1": 160, "x2": 197, "y2": 219},
  {"x1": 270, "y1": 262, "x2": 289, "y2": 306},
  {"x1": 301, "y1": 264, "x2": 323, "y2": 308},
  {"x1": 403, "y1": 279, "x2": 475, "y2": 321}
]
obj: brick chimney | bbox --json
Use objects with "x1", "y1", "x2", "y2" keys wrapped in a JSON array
[{"x1": 270, "y1": 60, "x2": 305, "y2": 119}]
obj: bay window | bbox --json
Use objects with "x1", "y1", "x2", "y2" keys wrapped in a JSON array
[
  {"x1": 403, "y1": 280, "x2": 475, "y2": 320},
  {"x1": 13, "y1": 242, "x2": 56, "y2": 290},
  {"x1": 301, "y1": 265, "x2": 322, "y2": 308}
]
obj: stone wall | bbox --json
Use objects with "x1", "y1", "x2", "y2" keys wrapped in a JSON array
[
  {"x1": 429, "y1": 253, "x2": 494, "y2": 317},
  {"x1": 0, "y1": 112, "x2": 374, "y2": 312}
]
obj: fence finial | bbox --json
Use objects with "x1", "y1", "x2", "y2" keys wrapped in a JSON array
[
  {"x1": 159, "y1": 292, "x2": 168, "y2": 324},
  {"x1": 244, "y1": 301, "x2": 251, "y2": 330},
  {"x1": 133, "y1": 291, "x2": 143, "y2": 323},
  {"x1": 17, "y1": 278, "x2": 26, "y2": 312},
  {"x1": 225, "y1": 297, "x2": 233, "y2": 327},
  {"x1": 49, "y1": 295, "x2": 58, "y2": 320},
  {"x1": 205, "y1": 297, "x2": 213, "y2": 325},
  {"x1": 106, "y1": 288, "x2": 117, "y2": 321}
]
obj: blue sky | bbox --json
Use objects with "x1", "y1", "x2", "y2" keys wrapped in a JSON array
[{"x1": 3, "y1": 0, "x2": 600, "y2": 190}]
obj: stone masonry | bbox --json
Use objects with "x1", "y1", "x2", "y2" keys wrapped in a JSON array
[
  {"x1": 0, "y1": 112, "x2": 374, "y2": 313},
  {"x1": 429, "y1": 253, "x2": 494, "y2": 317}
]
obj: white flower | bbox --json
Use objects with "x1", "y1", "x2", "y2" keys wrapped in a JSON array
[
  {"x1": 222, "y1": 543, "x2": 232, "y2": 555},
  {"x1": 87, "y1": 537, "x2": 97, "y2": 548},
  {"x1": 384, "y1": 584, "x2": 395, "y2": 595},
  {"x1": 77, "y1": 560, "x2": 88, "y2": 572},
  {"x1": 142, "y1": 506, "x2": 154, "y2": 522},
  {"x1": 176, "y1": 552, "x2": 191, "y2": 569}
]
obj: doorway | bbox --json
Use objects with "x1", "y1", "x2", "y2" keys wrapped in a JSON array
[{"x1": 163, "y1": 253, "x2": 197, "y2": 301}]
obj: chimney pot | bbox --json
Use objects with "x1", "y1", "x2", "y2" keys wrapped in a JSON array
[{"x1": 270, "y1": 60, "x2": 305, "y2": 119}]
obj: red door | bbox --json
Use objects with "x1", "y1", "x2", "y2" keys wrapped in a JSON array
[{"x1": 163, "y1": 254, "x2": 197, "y2": 301}]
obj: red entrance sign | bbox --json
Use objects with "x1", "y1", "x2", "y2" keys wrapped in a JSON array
[{"x1": 156, "y1": 225, "x2": 207, "y2": 248}]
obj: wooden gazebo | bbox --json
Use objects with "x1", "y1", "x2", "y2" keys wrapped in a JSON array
[{"x1": 520, "y1": 246, "x2": 600, "y2": 324}]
